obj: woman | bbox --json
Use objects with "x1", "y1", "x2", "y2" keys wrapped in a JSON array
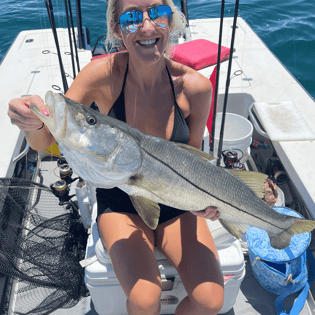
[{"x1": 8, "y1": 0, "x2": 224, "y2": 314}]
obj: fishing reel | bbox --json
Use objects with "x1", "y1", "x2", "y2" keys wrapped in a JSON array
[
  {"x1": 57, "y1": 152, "x2": 67, "y2": 166},
  {"x1": 57, "y1": 153, "x2": 79, "y2": 185},
  {"x1": 59, "y1": 163, "x2": 73, "y2": 184},
  {"x1": 50, "y1": 180, "x2": 75, "y2": 206},
  {"x1": 51, "y1": 152, "x2": 80, "y2": 205},
  {"x1": 266, "y1": 158, "x2": 288, "y2": 184},
  {"x1": 222, "y1": 149, "x2": 245, "y2": 170}
]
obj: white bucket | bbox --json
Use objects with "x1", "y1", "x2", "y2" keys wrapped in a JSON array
[{"x1": 214, "y1": 113, "x2": 253, "y2": 165}]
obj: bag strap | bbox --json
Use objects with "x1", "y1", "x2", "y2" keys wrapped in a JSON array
[{"x1": 275, "y1": 248, "x2": 315, "y2": 315}]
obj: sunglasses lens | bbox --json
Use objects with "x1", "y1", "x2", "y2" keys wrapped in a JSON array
[
  {"x1": 120, "y1": 10, "x2": 142, "y2": 33},
  {"x1": 150, "y1": 5, "x2": 172, "y2": 27},
  {"x1": 119, "y1": 5, "x2": 172, "y2": 34}
]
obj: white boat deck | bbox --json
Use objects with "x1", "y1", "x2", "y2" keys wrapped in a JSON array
[
  {"x1": 0, "y1": 28, "x2": 91, "y2": 177},
  {"x1": 1, "y1": 17, "x2": 315, "y2": 315}
]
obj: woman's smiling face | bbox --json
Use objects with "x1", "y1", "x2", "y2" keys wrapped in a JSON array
[{"x1": 115, "y1": 0, "x2": 171, "y2": 63}]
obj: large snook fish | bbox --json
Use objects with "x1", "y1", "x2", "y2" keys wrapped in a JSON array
[{"x1": 30, "y1": 91, "x2": 315, "y2": 249}]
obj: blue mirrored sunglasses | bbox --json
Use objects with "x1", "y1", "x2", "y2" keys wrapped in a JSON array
[{"x1": 117, "y1": 5, "x2": 173, "y2": 34}]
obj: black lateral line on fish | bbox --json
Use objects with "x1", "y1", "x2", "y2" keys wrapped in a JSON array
[{"x1": 141, "y1": 146, "x2": 286, "y2": 231}]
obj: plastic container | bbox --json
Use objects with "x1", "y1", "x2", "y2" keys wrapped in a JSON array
[
  {"x1": 75, "y1": 181, "x2": 92, "y2": 229},
  {"x1": 213, "y1": 113, "x2": 253, "y2": 165},
  {"x1": 84, "y1": 219, "x2": 245, "y2": 314}
]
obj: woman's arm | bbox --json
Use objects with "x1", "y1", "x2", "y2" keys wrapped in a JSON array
[
  {"x1": 184, "y1": 70, "x2": 212, "y2": 150},
  {"x1": 8, "y1": 95, "x2": 55, "y2": 150},
  {"x1": 8, "y1": 56, "x2": 114, "y2": 151}
]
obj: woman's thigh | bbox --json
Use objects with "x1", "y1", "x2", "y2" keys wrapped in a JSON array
[
  {"x1": 155, "y1": 212, "x2": 224, "y2": 304},
  {"x1": 97, "y1": 212, "x2": 162, "y2": 300}
]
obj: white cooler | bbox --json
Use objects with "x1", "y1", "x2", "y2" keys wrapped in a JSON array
[{"x1": 82, "y1": 202, "x2": 245, "y2": 315}]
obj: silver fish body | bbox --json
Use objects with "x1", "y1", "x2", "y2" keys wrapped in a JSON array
[{"x1": 30, "y1": 91, "x2": 315, "y2": 249}]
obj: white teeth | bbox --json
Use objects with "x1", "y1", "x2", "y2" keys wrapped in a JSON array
[{"x1": 139, "y1": 39, "x2": 157, "y2": 45}]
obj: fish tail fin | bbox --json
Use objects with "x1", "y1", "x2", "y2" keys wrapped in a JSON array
[
  {"x1": 269, "y1": 218, "x2": 315, "y2": 250},
  {"x1": 289, "y1": 218, "x2": 315, "y2": 234}
]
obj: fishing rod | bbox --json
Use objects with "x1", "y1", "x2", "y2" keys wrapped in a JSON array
[
  {"x1": 64, "y1": 0, "x2": 76, "y2": 79},
  {"x1": 68, "y1": 0, "x2": 80, "y2": 73},
  {"x1": 180, "y1": 0, "x2": 189, "y2": 27},
  {"x1": 210, "y1": 0, "x2": 225, "y2": 153},
  {"x1": 43, "y1": 0, "x2": 69, "y2": 93},
  {"x1": 216, "y1": 0, "x2": 240, "y2": 166},
  {"x1": 75, "y1": 0, "x2": 84, "y2": 49}
]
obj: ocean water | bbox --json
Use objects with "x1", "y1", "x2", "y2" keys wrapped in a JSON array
[{"x1": 0, "y1": 0, "x2": 314, "y2": 99}]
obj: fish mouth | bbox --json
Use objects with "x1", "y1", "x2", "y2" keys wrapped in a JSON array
[
  {"x1": 29, "y1": 104, "x2": 55, "y2": 130},
  {"x1": 29, "y1": 91, "x2": 68, "y2": 138}
]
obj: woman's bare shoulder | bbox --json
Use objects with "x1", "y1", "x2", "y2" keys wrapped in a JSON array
[
  {"x1": 78, "y1": 52, "x2": 128, "y2": 86},
  {"x1": 183, "y1": 66, "x2": 212, "y2": 96},
  {"x1": 65, "y1": 52, "x2": 128, "y2": 108},
  {"x1": 167, "y1": 59, "x2": 212, "y2": 95}
]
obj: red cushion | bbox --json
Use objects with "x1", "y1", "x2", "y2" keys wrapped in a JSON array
[{"x1": 170, "y1": 39, "x2": 230, "y2": 70}]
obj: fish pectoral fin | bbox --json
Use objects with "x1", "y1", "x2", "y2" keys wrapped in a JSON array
[
  {"x1": 175, "y1": 143, "x2": 214, "y2": 162},
  {"x1": 129, "y1": 196, "x2": 160, "y2": 230},
  {"x1": 219, "y1": 219, "x2": 249, "y2": 239},
  {"x1": 269, "y1": 218, "x2": 315, "y2": 250},
  {"x1": 227, "y1": 170, "x2": 268, "y2": 199}
]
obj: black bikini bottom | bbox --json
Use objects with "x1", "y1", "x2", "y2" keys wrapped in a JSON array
[{"x1": 96, "y1": 187, "x2": 187, "y2": 225}]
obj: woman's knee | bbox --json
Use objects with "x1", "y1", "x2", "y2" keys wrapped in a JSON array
[
  {"x1": 127, "y1": 281, "x2": 162, "y2": 314},
  {"x1": 191, "y1": 283, "x2": 224, "y2": 314}
]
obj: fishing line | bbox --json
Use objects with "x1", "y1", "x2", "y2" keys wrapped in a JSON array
[
  {"x1": 210, "y1": 0, "x2": 225, "y2": 153},
  {"x1": 76, "y1": 0, "x2": 84, "y2": 49},
  {"x1": 230, "y1": 69, "x2": 242, "y2": 80},
  {"x1": 65, "y1": 0, "x2": 76, "y2": 79},
  {"x1": 41, "y1": 0, "x2": 65, "y2": 184},
  {"x1": 43, "y1": 0, "x2": 69, "y2": 93},
  {"x1": 38, "y1": 1, "x2": 55, "y2": 98},
  {"x1": 68, "y1": 0, "x2": 80, "y2": 73},
  {"x1": 216, "y1": 0, "x2": 240, "y2": 166}
]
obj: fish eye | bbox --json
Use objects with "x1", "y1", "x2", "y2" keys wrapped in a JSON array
[{"x1": 86, "y1": 116, "x2": 97, "y2": 125}]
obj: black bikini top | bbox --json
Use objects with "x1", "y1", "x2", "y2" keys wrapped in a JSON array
[{"x1": 108, "y1": 63, "x2": 190, "y2": 144}]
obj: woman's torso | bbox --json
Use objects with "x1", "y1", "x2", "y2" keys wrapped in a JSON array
[{"x1": 93, "y1": 52, "x2": 191, "y2": 143}]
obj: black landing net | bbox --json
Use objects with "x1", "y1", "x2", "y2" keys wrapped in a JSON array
[{"x1": 0, "y1": 178, "x2": 88, "y2": 315}]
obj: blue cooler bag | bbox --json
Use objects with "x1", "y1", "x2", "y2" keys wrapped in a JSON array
[{"x1": 246, "y1": 207, "x2": 315, "y2": 315}]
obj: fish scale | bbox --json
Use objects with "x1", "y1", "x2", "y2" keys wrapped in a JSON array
[{"x1": 29, "y1": 91, "x2": 315, "y2": 249}]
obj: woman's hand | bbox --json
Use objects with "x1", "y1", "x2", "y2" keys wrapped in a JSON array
[
  {"x1": 191, "y1": 206, "x2": 220, "y2": 221},
  {"x1": 8, "y1": 95, "x2": 49, "y2": 131}
]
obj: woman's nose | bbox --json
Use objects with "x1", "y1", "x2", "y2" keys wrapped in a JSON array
[{"x1": 140, "y1": 12, "x2": 156, "y2": 33}]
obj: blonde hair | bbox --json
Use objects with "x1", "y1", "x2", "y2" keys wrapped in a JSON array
[{"x1": 105, "y1": 0, "x2": 187, "y2": 53}]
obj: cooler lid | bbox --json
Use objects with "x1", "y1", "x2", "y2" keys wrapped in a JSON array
[
  {"x1": 246, "y1": 207, "x2": 311, "y2": 262},
  {"x1": 218, "y1": 241, "x2": 245, "y2": 274}
]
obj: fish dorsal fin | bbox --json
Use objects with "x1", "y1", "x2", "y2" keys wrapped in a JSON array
[
  {"x1": 129, "y1": 196, "x2": 160, "y2": 230},
  {"x1": 227, "y1": 170, "x2": 268, "y2": 199},
  {"x1": 219, "y1": 219, "x2": 249, "y2": 239},
  {"x1": 176, "y1": 143, "x2": 214, "y2": 162}
]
